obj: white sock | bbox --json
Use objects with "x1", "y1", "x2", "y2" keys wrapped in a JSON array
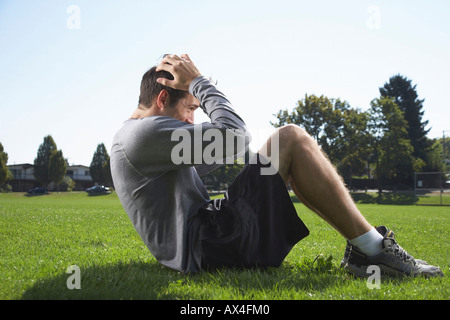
[{"x1": 349, "y1": 227, "x2": 384, "y2": 256}]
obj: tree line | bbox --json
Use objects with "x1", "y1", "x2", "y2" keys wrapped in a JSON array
[
  {"x1": 272, "y1": 74, "x2": 448, "y2": 191},
  {"x1": 0, "y1": 138, "x2": 112, "y2": 191},
  {"x1": 1, "y1": 74, "x2": 448, "y2": 193},
  {"x1": 201, "y1": 75, "x2": 449, "y2": 192}
]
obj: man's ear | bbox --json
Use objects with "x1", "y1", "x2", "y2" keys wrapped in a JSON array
[{"x1": 156, "y1": 90, "x2": 170, "y2": 110}]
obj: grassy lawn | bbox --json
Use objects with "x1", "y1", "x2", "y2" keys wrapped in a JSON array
[
  {"x1": 0, "y1": 191, "x2": 448, "y2": 300},
  {"x1": 416, "y1": 194, "x2": 450, "y2": 206}
]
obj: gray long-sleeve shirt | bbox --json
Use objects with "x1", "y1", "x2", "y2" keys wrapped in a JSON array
[{"x1": 110, "y1": 76, "x2": 249, "y2": 272}]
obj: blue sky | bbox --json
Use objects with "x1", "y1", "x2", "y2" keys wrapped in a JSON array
[{"x1": 1, "y1": 0, "x2": 449, "y2": 166}]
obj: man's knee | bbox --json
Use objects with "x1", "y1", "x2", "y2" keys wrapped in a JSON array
[
  {"x1": 260, "y1": 124, "x2": 313, "y2": 181},
  {"x1": 259, "y1": 124, "x2": 314, "y2": 161},
  {"x1": 277, "y1": 124, "x2": 313, "y2": 147}
]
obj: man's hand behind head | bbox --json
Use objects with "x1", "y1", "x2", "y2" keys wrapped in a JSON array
[{"x1": 156, "y1": 54, "x2": 201, "y2": 91}]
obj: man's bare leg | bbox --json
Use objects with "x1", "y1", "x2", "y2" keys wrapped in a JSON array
[
  {"x1": 258, "y1": 124, "x2": 372, "y2": 240},
  {"x1": 258, "y1": 125, "x2": 445, "y2": 277}
]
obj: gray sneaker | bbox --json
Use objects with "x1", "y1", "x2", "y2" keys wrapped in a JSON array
[{"x1": 341, "y1": 226, "x2": 444, "y2": 278}]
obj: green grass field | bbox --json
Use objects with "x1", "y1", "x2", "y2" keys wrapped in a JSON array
[{"x1": 0, "y1": 191, "x2": 448, "y2": 300}]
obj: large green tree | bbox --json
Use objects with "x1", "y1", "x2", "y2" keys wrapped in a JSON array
[
  {"x1": 369, "y1": 97, "x2": 422, "y2": 190},
  {"x1": 272, "y1": 94, "x2": 371, "y2": 181},
  {"x1": 439, "y1": 136, "x2": 450, "y2": 163},
  {"x1": 272, "y1": 94, "x2": 334, "y2": 141},
  {"x1": 34, "y1": 135, "x2": 57, "y2": 186},
  {"x1": 379, "y1": 75, "x2": 430, "y2": 162},
  {"x1": 423, "y1": 139, "x2": 445, "y2": 173},
  {"x1": 335, "y1": 105, "x2": 372, "y2": 186}
]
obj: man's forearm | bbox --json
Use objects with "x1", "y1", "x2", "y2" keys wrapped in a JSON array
[{"x1": 189, "y1": 76, "x2": 247, "y2": 132}]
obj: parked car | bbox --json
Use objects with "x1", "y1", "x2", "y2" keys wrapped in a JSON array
[
  {"x1": 85, "y1": 185, "x2": 110, "y2": 195},
  {"x1": 445, "y1": 180, "x2": 450, "y2": 188},
  {"x1": 28, "y1": 187, "x2": 48, "y2": 194}
]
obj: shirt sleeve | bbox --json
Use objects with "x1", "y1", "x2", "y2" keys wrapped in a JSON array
[{"x1": 189, "y1": 76, "x2": 247, "y2": 131}]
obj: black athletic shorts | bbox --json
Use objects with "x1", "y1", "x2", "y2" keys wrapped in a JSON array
[{"x1": 197, "y1": 154, "x2": 309, "y2": 271}]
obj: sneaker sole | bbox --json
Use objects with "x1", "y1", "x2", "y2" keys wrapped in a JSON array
[{"x1": 342, "y1": 261, "x2": 443, "y2": 278}]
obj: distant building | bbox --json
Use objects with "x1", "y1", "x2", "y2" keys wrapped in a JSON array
[
  {"x1": 65, "y1": 165, "x2": 93, "y2": 191},
  {"x1": 7, "y1": 163, "x2": 94, "y2": 192},
  {"x1": 7, "y1": 163, "x2": 36, "y2": 192}
]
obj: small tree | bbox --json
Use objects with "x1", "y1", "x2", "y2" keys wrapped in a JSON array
[
  {"x1": 48, "y1": 150, "x2": 67, "y2": 191},
  {"x1": 59, "y1": 176, "x2": 76, "y2": 192},
  {"x1": 0, "y1": 142, "x2": 12, "y2": 188},
  {"x1": 102, "y1": 157, "x2": 113, "y2": 187},
  {"x1": 90, "y1": 143, "x2": 112, "y2": 186},
  {"x1": 34, "y1": 135, "x2": 57, "y2": 187}
]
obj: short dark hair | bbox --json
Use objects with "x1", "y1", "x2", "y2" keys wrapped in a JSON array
[{"x1": 138, "y1": 66, "x2": 188, "y2": 108}]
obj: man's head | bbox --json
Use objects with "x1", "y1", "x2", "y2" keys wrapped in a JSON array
[
  {"x1": 138, "y1": 66, "x2": 189, "y2": 108},
  {"x1": 137, "y1": 66, "x2": 200, "y2": 124}
]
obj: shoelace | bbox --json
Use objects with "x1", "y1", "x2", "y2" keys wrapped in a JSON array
[{"x1": 385, "y1": 239, "x2": 416, "y2": 265}]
